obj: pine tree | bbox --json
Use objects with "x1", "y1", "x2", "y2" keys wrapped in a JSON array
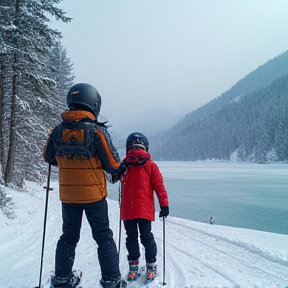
[
  {"x1": 0, "y1": 0, "x2": 72, "y2": 186},
  {"x1": 0, "y1": 60, "x2": 4, "y2": 172},
  {"x1": 50, "y1": 41, "x2": 75, "y2": 106}
]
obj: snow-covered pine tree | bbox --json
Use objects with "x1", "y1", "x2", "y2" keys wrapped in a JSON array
[
  {"x1": 16, "y1": 41, "x2": 76, "y2": 185},
  {"x1": 50, "y1": 40, "x2": 75, "y2": 107},
  {"x1": 0, "y1": 0, "x2": 72, "y2": 187}
]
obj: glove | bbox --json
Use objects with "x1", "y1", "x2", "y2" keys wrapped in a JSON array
[
  {"x1": 117, "y1": 163, "x2": 127, "y2": 176},
  {"x1": 111, "y1": 163, "x2": 127, "y2": 183},
  {"x1": 159, "y1": 206, "x2": 169, "y2": 218}
]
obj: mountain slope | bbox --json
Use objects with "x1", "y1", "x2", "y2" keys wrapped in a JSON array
[
  {"x1": 150, "y1": 50, "x2": 288, "y2": 161},
  {"x1": 179, "y1": 49, "x2": 288, "y2": 125}
]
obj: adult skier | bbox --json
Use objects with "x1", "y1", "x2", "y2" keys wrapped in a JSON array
[{"x1": 43, "y1": 83, "x2": 125, "y2": 288}]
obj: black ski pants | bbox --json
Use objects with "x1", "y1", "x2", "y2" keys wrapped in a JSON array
[
  {"x1": 55, "y1": 199, "x2": 120, "y2": 282},
  {"x1": 123, "y1": 219, "x2": 157, "y2": 263}
]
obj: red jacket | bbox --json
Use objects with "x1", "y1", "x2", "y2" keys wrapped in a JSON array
[{"x1": 120, "y1": 149, "x2": 169, "y2": 221}]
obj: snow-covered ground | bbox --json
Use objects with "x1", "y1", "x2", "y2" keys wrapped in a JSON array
[{"x1": 0, "y1": 180, "x2": 287, "y2": 288}]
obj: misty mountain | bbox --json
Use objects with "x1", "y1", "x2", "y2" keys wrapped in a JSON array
[
  {"x1": 149, "y1": 50, "x2": 288, "y2": 162},
  {"x1": 108, "y1": 107, "x2": 185, "y2": 150},
  {"x1": 178, "y1": 50, "x2": 288, "y2": 125}
]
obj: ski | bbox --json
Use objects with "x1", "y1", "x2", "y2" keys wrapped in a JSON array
[
  {"x1": 139, "y1": 280, "x2": 152, "y2": 288},
  {"x1": 125, "y1": 266, "x2": 162, "y2": 288},
  {"x1": 139, "y1": 279, "x2": 162, "y2": 288},
  {"x1": 127, "y1": 276, "x2": 161, "y2": 288},
  {"x1": 139, "y1": 278, "x2": 154, "y2": 288}
]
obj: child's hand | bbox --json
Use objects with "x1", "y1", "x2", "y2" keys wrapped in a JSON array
[
  {"x1": 117, "y1": 163, "x2": 128, "y2": 176},
  {"x1": 159, "y1": 206, "x2": 169, "y2": 218},
  {"x1": 110, "y1": 163, "x2": 127, "y2": 183}
]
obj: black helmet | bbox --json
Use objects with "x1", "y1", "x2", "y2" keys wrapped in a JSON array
[
  {"x1": 126, "y1": 132, "x2": 149, "y2": 153},
  {"x1": 67, "y1": 83, "x2": 101, "y2": 117}
]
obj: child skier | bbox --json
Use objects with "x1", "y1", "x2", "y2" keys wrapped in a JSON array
[{"x1": 119, "y1": 132, "x2": 169, "y2": 282}]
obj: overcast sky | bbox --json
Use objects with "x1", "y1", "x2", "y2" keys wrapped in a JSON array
[{"x1": 53, "y1": 0, "x2": 288, "y2": 126}]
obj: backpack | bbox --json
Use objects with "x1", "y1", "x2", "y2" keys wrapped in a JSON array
[{"x1": 53, "y1": 119, "x2": 97, "y2": 160}]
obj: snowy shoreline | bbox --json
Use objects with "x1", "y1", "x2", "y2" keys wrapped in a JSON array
[{"x1": 0, "y1": 181, "x2": 287, "y2": 288}]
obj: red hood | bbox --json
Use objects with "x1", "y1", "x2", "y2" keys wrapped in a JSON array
[{"x1": 123, "y1": 149, "x2": 151, "y2": 166}]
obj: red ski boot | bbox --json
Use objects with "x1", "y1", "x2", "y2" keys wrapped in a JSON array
[{"x1": 127, "y1": 260, "x2": 139, "y2": 281}]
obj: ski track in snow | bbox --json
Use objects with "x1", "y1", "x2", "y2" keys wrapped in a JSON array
[
  {"x1": 161, "y1": 219, "x2": 287, "y2": 287},
  {"x1": 0, "y1": 181, "x2": 288, "y2": 288}
]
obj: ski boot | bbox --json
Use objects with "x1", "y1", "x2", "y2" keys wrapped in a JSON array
[
  {"x1": 146, "y1": 262, "x2": 157, "y2": 281},
  {"x1": 127, "y1": 259, "x2": 139, "y2": 281},
  {"x1": 100, "y1": 276, "x2": 127, "y2": 288},
  {"x1": 50, "y1": 270, "x2": 82, "y2": 288}
]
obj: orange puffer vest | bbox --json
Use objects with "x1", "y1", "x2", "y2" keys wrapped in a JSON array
[
  {"x1": 56, "y1": 155, "x2": 107, "y2": 203},
  {"x1": 45, "y1": 110, "x2": 120, "y2": 203}
]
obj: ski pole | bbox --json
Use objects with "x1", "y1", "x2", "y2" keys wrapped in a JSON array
[
  {"x1": 36, "y1": 164, "x2": 53, "y2": 288},
  {"x1": 162, "y1": 217, "x2": 167, "y2": 286},
  {"x1": 117, "y1": 180, "x2": 123, "y2": 257}
]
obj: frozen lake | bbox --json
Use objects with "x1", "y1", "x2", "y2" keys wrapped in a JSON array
[{"x1": 108, "y1": 161, "x2": 288, "y2": 235}]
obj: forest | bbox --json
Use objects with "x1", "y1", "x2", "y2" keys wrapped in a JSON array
[{"x1": 0, "y1": 1, "x2": 75, "y2": 188}]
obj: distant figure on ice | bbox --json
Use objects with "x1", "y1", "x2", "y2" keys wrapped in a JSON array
[
  {"x1": 210, "y1": 216, "x2": 216, "y2": 225},
  {"x1": 43, "y1": 83, "x2": 126, "y2": 288},
  {"x1": 117, "y1": 132, "x2": 169, "y2": 282}
]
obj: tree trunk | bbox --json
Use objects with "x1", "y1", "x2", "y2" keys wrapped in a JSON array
[
  {"x1": 4, "y1": 0, "x2": 19, "y2": 185},
  {"x1": 0, "y1": 62, "x2": 4, "y2": 174},
  {"x1": 4, "y1": 52, "x2": 17, "y2": 184}
]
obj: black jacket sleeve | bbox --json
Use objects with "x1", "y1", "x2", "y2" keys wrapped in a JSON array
[
  {"x1": 43, "y1": 128, "x2": 58, "y2": 166},
  {"x1": 93, "y1": 126, "x2": 121, "y2": 174}
]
